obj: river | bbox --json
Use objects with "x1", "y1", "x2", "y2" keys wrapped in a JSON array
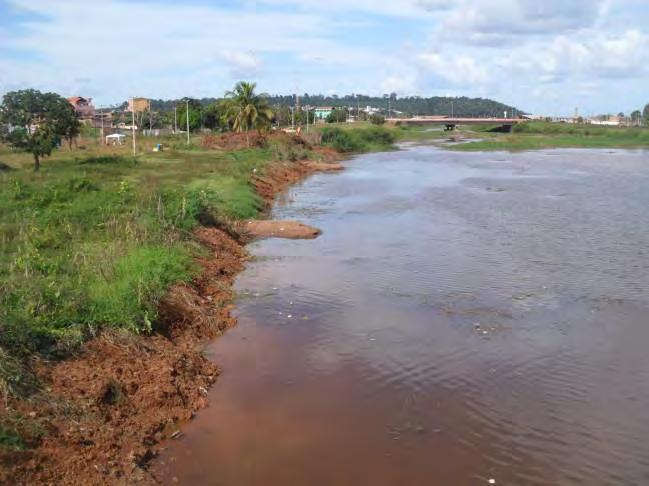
[{"x1": 155, "y1": 145, "x2": 649, "y2": 485}]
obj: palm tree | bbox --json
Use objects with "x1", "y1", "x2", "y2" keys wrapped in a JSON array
[{"x1": 222, "y1": 82, "x2": 273, "y2": 146}]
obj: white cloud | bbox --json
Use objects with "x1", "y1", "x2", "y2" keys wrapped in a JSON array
[
  {"x1": 216, "y1": 50, "x2": 262, "y2": 77},
  {"x1": 417, "y1": 51, "x2": 488, "y2": 86},
  {"x1": 442, "y1": 0, "x2": 607, "y2": 43},
  {"x1": 0, "y1": 0, "x2": 647, "y2": 115}
]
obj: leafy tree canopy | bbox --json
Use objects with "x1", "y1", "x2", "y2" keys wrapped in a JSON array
[
  {"x1": 0, "y1": 89, "x2": 79, "y2": 170},
  {"x1": 222, "y1": 81, "x2": 273, "y2": 138}
]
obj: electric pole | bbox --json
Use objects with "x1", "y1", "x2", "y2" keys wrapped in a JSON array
[
  {"x1": 131, "y1": 101, "x2": 136, "y2": 156},
  {"x1": 174, "y1": 106, "x2": 177, "y2": 134},
  {"x1": 186, "y1": 100, "x2": 190, "y2": 145}
]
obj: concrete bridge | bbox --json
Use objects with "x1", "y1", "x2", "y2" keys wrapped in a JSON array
[{"x1": 386, "y1": 116, "x2": 526, "y2": 132}]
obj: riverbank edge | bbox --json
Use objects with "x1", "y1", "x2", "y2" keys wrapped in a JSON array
[{"x1": 2, "y1": 149, "x2": 344, "y2": 485}]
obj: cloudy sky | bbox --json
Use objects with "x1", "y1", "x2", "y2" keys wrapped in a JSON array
[{"x1": 1, "y1": 0, "x2": 647, "y2": 115}]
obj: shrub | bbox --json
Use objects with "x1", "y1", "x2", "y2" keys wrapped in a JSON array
[
  {"x1": 369, "y1": 114, "x2": 386, "y2": 125},
  {"x1": 357, "y1": 126, "x2": 395, "y2": 145},
  {"x1": 320, "y1": 127, "x2": 364, "y2": 152}
]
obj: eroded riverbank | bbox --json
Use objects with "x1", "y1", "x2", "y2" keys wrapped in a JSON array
[
  {"x1": 154, "y1": 146, "x2": 649, "y2": 485},
  {"x1": 1, "y1": 151, "x2": 343, "y2": 485}
]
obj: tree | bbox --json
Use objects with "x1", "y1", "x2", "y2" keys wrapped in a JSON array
[
  {"x1": 326, "y1": 108, "x2": 348, "y2": 123},
  {"x1": 369, "y1": 114, "x2": 386, "y2": 125},
  {"x1": 222, "y1": 81, "x2": 273, "y2": 145},
  {"x1": 0, "y1": 89, "x2": 79, "y2": 170},
  {"x1": 57, "y1": 102, "x2": 81, "y2": 149},
  {"x1": 643, "y1": 103, "x2": 649, "y2": 124},
  {"x1": 176, "y1": 99, "x2": 203, "y2": 132},
  {"x1": 203, "y1": 102, "x2": 228, "y2": 131},
  {"x1": 631, "y1": 110, "x2": 642, "y2": 125}
]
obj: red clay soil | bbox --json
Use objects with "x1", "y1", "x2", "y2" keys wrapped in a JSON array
[
  {"x1": 1, "y1": 144, "x2": 338, "y2": 485},
  {"x1": 201, "y1": 130, "x2": 314, "y2": 152},
  {"x1": 1, "y1": 228, "x2": 246, "y2": 485},
  {"x1": 241, "y1": 220, "x2": 322, "y2": 239}
]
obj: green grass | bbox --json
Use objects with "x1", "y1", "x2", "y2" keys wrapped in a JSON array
[
  {"x1": 319, "y1": 126, "x2": 396, "y2": 152},
  {"x1": 0, "y1": 137, "x2": 292, "y2": 359},
  {"x1": 450, "y1": 121, "x2": 649, "y2": 151}
]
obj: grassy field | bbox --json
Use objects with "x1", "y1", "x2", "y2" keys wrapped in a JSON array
[
  {"x1": 449, "y1": 121, "x2": 649, "y2": 151},
  {"x1": 0, "y1": 135, "x2": 313, "y2": 361},
  {"x1": 0, "y1": 126, "x2": 400, "y2": 409}
]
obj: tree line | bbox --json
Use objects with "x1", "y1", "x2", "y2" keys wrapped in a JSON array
[
  {"x1": 140, "y1": 93, "x2": 521, "y2": 120},
  {"x1": 0, "y1": 82, "x2": 273, "y2": 170}
]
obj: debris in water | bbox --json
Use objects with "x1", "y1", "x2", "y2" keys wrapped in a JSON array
[{"x1": 488, "y1": 479, "x2": 496, "y2": 485}]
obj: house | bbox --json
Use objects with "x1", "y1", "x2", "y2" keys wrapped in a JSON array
[
  {"x1": 314, "y1": 107, "x2": 334, "y2": 120},
  {"x1": 589, "y1": 115, "x2": 622, "y2": 126},
  {"x1": 127, "y1": 97, "x2": 151, "y2": 113},
  {"x1": 67, "y1": 96, "x2": 96, "y2": 121}
]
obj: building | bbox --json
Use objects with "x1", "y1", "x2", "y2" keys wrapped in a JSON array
[
  {"x1": 314, "y1": 107, "x2": 333, "y2": 120},
  {"x1": 67, "y1": 96, "x2": 95, "y2": 121},
  {"x1": 127, "y1": 97, "x2": 151, "y2": 113},
  {"x1": 589, "y1": 115, "x2": 622, "y2": 126},
  {"x1": 363, "y1": 106, "x2": 382, "y2": 115}
]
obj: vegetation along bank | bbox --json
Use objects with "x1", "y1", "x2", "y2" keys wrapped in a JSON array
[
  {"x1": 1, "y1": 82, "x2": 647, "y2": 484},
  {"x1": 0, "y1": 87, "x2": 399, "y2": 484}
]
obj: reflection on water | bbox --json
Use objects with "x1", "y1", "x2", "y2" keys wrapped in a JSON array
[{"x1": 155, "y1": 147, "x2": 649, "y2": 485}]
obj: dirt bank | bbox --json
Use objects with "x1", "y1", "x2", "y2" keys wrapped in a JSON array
[
  {"x1": 2, "y1": 154, "x2": 337, "y2": 485},
  {"x1": 241, "y1": 220, "x2": 322, "y2": 239}
]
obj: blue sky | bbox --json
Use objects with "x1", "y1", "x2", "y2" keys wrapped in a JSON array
[{"x1": 1, "y1": 0, "x2": 648, "y2": 115}]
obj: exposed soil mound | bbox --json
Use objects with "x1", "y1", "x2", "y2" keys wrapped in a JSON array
[
  {"x1": 241, "y1": 220, "x2": 322, "y2": 240},
  {"x1": 251, "y1": 160, "x2": 313, "y2": 205},
  {"x1": 301, "y1": 160, "x2": 344, "y2": 172},
  {"x1": 201, "y1": 130, "x2": 310, "y2": 152}
]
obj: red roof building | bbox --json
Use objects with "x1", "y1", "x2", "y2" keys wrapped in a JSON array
[{"x1": 67, "y1": 96, "x2": 95, "y2": 120}]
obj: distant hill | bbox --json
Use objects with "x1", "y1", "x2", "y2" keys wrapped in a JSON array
[{"x1": 144, "y1": 94, "x2": 523, "y2": 118}]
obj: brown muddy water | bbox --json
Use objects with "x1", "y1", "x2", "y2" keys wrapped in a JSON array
[{"x1": 155, "y1": 146, "x2": 649, "y2": 485}]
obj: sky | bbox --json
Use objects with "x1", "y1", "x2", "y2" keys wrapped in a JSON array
[{"x1": 0, "y1": 0, "x2": 648, "y2": 115}]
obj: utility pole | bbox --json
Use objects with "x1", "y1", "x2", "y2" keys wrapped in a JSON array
[
  {"x1": 100, "y1": 107, "x2": 104, "y2": 144},
  {"x1": 131, "y1": 102, "x2": 136, "y2": 156},
  {"x1": 186, "y1": 100, "x2": 190, "y2": 145},
  {"x1": 357, "y1": 95, "x2": 360, "y2": 121},
  {"x1": 174, "y1": 106, "x2": 177, "y2": 134}
]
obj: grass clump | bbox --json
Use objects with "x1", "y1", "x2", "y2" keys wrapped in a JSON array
[
  {"x1": 87, "y1": 245, "x2": 193, "y2": 333},
  {"x1": 0, "y1": 411, "x2": 45, "y2": 451},
  {"x1": 320, "y1": 126, "x2": 396, "y2": 152}
]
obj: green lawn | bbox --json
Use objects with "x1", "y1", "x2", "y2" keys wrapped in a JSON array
[
  {"x1": 449, "y1": 122, "x2": 649, "y2": 151},
  {"x1": 0, "y1": 136, "x2": 302, "y2": 359}
]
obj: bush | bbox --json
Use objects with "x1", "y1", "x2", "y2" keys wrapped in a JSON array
[
  {"x1": 369, "y1": 114, "x2": 385, "y2": 125},
  {"x1": 320, "y1": 126, "x2": 396, "y2": 153},
  {"x1": 357, "y1": 126, "x2": 395, "y2": 145},
  {"x1": 326, "y1": 108, "x2": 348, "y2": 124},
  {"x1": 320, "y1": 127, "x2": 364, "y2": 152}
]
